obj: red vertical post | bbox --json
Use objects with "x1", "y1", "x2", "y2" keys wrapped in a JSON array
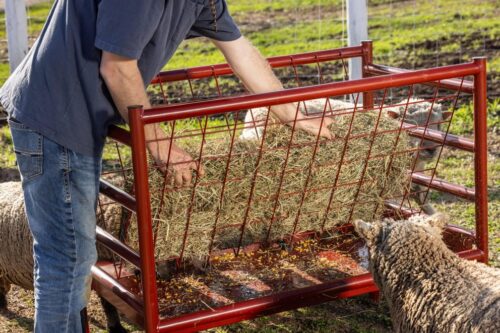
[
  {"x1": 129, "y1": 105, "x2": 160, "y2": 332},
  {"x1": 361, "y1": 40, "x2": 374, "y2": 110},
  {"x1": 472, "y1": 58, "x2": 489, "y2": 264}
]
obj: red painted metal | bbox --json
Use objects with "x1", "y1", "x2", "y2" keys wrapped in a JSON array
[
  {"x1": 90, "y1": 243, "x2": 483, "y2": 333},
  {"x1": 157, "y1": 274, "x2": 377, "y2": 333},
  {"x1": 404, "y1": 125, "x2": 474, "y2": 152},
  {"x1": 411, "y1": 173, "x2": 475, "y2": 201},
  {"x1": 361, "y1": 40, "x2": 374, "y2": 110},
  {"x1": 91, "y1": 263, "x2": 144, "y2": 326},
  {"x1": 473, "y1": 57, "x2": 489, "y2": 263},
  {"x1": 108, "y1": 125, "x2": 132, "y2": 146},
  {"x1": 366, "y1": 63, "x2": 475, "y2": 94},
  {"x1": 129, "y1": 105, "x2": 160, "y2": 333},
  {"x1": 151, "y1": 46, "x2": 365, "y2": 84},
  {"x1": 142, "y1": 62, "x2": 480, "y2": 124},
  {"x1": 96, "y1": 226, "x2": 141, "y2": 269},
  {"x1": 93, "y1": 45, "x2": 490, "y2": 333},
  {"x1": 99, "y1": 179, "x2": 136, "y2": 212}
]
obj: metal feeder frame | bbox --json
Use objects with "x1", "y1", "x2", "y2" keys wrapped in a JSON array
[{"x1": 91, "y1": 41, "x2": 489, "y2": 333}]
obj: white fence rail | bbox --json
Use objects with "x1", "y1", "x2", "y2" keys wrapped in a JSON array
[{"x1": 5, "y1": 0, "x2": 28, "y2": 72}]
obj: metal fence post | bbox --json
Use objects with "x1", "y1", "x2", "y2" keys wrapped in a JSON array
[
  {"x1": 347, "y1": 0, "x2": 368, "y2": 83},
  {"x1": 5, "y1": 0, "x2": 29, "y2": 72}
]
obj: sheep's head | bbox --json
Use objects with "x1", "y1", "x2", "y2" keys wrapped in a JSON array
[
  {"x1": 387, "y1": 99, "x2": 452, "y2": 160},
  {"x1": 353, "y1": 214, "x2": 449, "y2": 284},
  {"x1": 354, "y1": 213, "x2": 448, "y2": 247}
]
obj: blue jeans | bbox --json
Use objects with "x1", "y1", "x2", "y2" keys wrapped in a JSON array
[{"x1": 9, "y1": 118, "x2": 101, "y2": 333}]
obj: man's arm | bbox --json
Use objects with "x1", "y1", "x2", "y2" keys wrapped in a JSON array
[
  {"x1": 100, "y1": 51, "x2": 202, "y2": 187},
  {"x1": 211, "y1": 37, "x2": 333, "y2": 139}
]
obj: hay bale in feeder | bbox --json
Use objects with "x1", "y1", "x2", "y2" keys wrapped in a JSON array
[{"x1": 127, "y1": 108, "x2": 412, "y2": 261}]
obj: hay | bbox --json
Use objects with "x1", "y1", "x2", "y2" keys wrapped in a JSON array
[{"x1": 127, "y1": 110, "x2": 412, "y2": 261}]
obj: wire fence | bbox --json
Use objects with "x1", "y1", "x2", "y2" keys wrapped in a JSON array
[{"x1": 0, "y1": 0, "x2": 497, "y2": 109}]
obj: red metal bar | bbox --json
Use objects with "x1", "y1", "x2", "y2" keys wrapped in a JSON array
[
  {"x1": 155, "y1": 245, "x2": 483, "y2": 333},
  {"x1": 108, "y1": 125, "x2": 132, "y2": 147},
  {"x1": 237, "y1": 109, "x2": 273, "y2": 254},
  {"x1": 404, "y1": 124, "x2": 474, "y2": 152},
  {"x1": 266, "y1": 104, "x2": 304, "y2": 241},
  {"x1": 179, "y1": 116, "x2": 210, "y2": 262},
  {"x1": 473, "y1": 58, "x2": 489, "y2": 264},
  {"x1": 151, "y1": 46, "x2": 365, "y2": 84},
  {"x1": 129, "y1": 105, "x2": 160, "y2": 332},
  {"x1": 143, "y1": 62, "x2": 480, "y2": 124},
  {"x1": 91, "y1": 264, "x2": 144, "y2": 325},
  {"x1": 411, "y1": 173, "x2": 475, "y2": 201},
  {"x1": 96, "y1": 226, "x2": 141, "y2": 269},
  {"x1": 361, "y1": 40, "x2": 374, "y2": 110},
  {"x1": 207, "y1": 111, "x2": 242, "y2": 256},
  {"x1": 400, "y1": 83, "x2": 442, "y2": 214},
  {"x1": 320, "y1": 94, "x2": 361, "y2": 232},
  {"x1": 366, "y1": 64, "x2": 474, "y2": 94},
  {"x1": 96, "y1": 50, "x2": 490, "y2": 333},
  {"x1": 157, "y1": 274, "x2": 377, "y2": 333},
  {"x1": 99, "y1": 179, "x2": 137, "y2": 212},
  {"x1": 418, "y1": 78, "x2": 465, "y2": 210}
]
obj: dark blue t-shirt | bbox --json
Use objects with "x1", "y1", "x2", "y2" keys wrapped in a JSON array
[{"x1": 0, "y1": 0, "x2": 241, "y2": 156}]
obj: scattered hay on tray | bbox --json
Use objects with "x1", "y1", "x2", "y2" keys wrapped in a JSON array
[
  {"x1": 152, "y1": 235, "x2": 368, "y2": 318},
  {"x1": 126, "y1": 110, "x2": 412, "y2": 261}
]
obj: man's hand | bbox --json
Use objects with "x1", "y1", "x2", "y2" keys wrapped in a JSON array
[
  {"x1": 293, "y1": 113, "x2": 334, "y2": 140},
  {"x1": 100, "y1": 51, "x2": 203, "y2": 186},
  {"x1": 145, "y1": 125, "x2": 204, "y2": 187}
]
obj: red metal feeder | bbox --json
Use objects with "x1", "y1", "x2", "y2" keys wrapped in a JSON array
[{"x1": 92, "y1": 41, "x2": 489, "y2": 333}]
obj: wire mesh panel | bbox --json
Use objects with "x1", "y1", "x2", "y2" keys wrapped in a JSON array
[{"x1": 94, "y1": 45, "x2": 488, "y2": 332}]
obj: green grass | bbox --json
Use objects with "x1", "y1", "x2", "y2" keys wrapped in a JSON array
[
  {"x1": 449, "y1": 99, "x2": 500, "y2": 135},
  {"x1": 0, "y1": 1, "x2": 498, "y2": 332},
  {"x1": 1, "y1": 0, "x2": 497, "y2": 78}
]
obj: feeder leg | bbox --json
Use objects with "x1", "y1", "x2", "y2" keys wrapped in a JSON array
[
  {"x1": 80, "y1": 308, "x2": 90, "y2": 333},
  {"x1": 369, "y1": 291, "x2": 380, "y2": 302}
]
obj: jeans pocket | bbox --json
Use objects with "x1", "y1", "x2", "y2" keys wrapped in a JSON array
[{"x1": 8, "y1": 119, "x2": 43, "y2": 181}]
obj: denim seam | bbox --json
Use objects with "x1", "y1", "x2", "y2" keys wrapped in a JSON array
[
  {"x1": 61, "y1": 147, "x2": 72, "y2": 203},
  {"x1": 64, "y1": 156, "x2": 78, "y2": 333},
  {"x1": 10, "y1": 125, "x2": 44, "y2": 181}
]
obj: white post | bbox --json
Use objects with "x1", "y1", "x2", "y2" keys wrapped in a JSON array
[
  {"x1": 347, "y1": 0, "x2": 368, "y2": 82},
  {"x1": 5, "y1": 0, "x2": 29, "y2": 72}
]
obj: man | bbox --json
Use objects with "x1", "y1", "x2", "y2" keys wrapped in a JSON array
[{"x1": 0, "y1": 1, "x2": 331, "y2": 332}]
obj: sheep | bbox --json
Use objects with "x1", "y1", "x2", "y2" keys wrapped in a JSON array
[
  {"x1": 240, "y1": 97, "x2": 452, "y2": 215},
  {"x1": 353, "y1": 214, "x2": 500, "y2": 333},
  {"x1": 385, "y1": 99, "x2": 452, "y2": 215},
  {"x1": 239, "y1": 98, "x2": 354, "y2": 140},
  {"x1": 0, "y1": 181, "x2": 127, "y2": 333}
]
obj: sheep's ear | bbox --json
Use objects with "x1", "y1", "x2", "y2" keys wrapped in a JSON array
[
  {"x1": 353, "y1": 220, "x2": 377, "y2": 241},
  {"x1": 387, "y1": 110, "x2": 400, "y2": 119},
  {"x1": 442, "y1": 111, "x2": 453, "y2": 120},
  {"x1": 426, "y1": 213, "x2": 447, "y2": 230}
]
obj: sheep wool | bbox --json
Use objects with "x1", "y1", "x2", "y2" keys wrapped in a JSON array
[
  {"x1": 0, "y1": 181, "x2": 124, "y2": 292},
  {"x1": 353, "y1": 214, "x2": 500, "y2": 333},
  {"x1": 0, "y1": 182, "x2": 33, "y2": 291}
]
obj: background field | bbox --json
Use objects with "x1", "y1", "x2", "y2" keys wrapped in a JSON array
[{"x1": 0, "y1": 0, "x2": 498, "y2": 332}]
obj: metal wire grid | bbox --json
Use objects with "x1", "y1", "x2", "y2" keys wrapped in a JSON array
[
  {"x1": 92, "y1": 49, "x2": 490, "y2": 331},
  {"x1": 98, "y1": 52, "x2": 472, "y2": 277}
]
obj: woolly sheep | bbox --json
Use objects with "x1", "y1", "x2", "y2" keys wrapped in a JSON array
[
  {"x1": 239, "y1": 98, "x2": 354, "y2": 140},
  {"x1": 0, "y1": 181, "x2": 127, "y2": 333},
  {"x1": 353, "y1": 214, "x2": 500, "y2": 333}
]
